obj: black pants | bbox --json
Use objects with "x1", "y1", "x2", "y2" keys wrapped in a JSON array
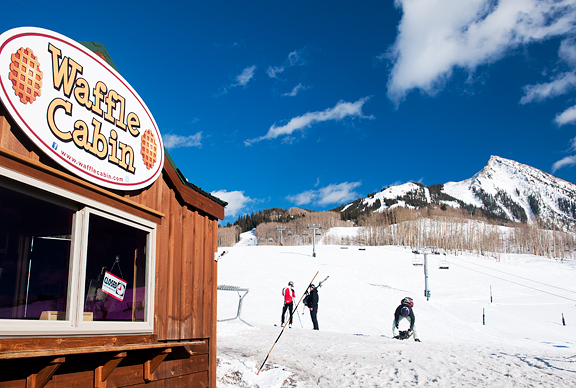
[
  {"x1": 310, "y1": 306, "x2": 319, "y2": 330},
  {"x1": 282, "y1": 302, "x2": 293, "y2": 325}
]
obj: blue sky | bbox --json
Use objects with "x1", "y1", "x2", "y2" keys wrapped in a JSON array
[{"x1": 3, "y1": 1, "x2": 576, "y2": 225}]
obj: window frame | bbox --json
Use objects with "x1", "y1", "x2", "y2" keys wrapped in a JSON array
[{"x1": 0, "y1": 165, "x2": 156, "y2": 337}]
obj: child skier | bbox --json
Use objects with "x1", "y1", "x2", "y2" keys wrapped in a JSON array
[
  {"x1": 392, "y1": 297, "x2": 420, "y2": 342},
  {"x1": 281, "y1": 281, "x2": 296, "y2": 328}
]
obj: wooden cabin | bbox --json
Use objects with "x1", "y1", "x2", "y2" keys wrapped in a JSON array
[{"x1": 0, "y1": 28, "x2": 225, "y2": 387}]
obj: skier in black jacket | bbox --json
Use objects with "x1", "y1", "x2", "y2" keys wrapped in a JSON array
[
  {"x1": 307, "y1": 284, "x2": 319, "y2": 330},
  {"x1": 392, "y1": 297, "x2": 420, "y2": 341}
]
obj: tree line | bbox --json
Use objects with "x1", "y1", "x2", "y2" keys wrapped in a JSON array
[{"x1": 218, "y1": 205, "x2": 576, "y2": 260}]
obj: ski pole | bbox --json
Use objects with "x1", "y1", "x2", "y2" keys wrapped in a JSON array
[
  {"x1": 257, "y1": 271, "x2": 319, "y2": 375},
  {"x1": 295, "y1": 304, "x2": 303, "y2": 328}
]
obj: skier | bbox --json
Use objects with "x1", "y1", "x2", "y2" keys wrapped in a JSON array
[
  {"x1": 281, "y1": 281, "x2": 296, "y2": 328},
  {"x1": 307, "y1": 283, "x2": 319, "y2": 330},
  {"x1": 392, "y1": 297, "x2": 420, "y2": 342}
]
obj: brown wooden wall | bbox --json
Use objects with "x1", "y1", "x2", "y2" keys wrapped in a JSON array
[{"x1": 0, "y1": 103, "x2": 223, "y2": 388}]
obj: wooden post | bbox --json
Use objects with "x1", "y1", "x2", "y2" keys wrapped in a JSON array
[
  {"x1": 132, "y1": 248, "x2": 137, "y2": 321},
  {"x1": 144, "y1": 348, "x2": 172, "y2": 382},
  {"x1": 94, "y1": 352, "x2": 126, "y2": 388},
  {"x1": 27, "y1": 357, "x2": 65, "y2": 388}
]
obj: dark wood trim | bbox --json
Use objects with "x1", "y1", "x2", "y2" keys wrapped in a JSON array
[
  {"x1": 0, "y1": 147, "x2": 165, "y2": 224},
  {"x1": 0, "y1": 340, "x2": 207, "y2": 360},
  {"x1": 163, "y1": 162, "x2": 225, "y2": 220}
]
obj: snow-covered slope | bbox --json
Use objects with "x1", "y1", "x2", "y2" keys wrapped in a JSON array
[
  {"x1": 217, "y1": 233, "x2": 576, "y2": 387},
  {"x1": 337, "y1": 155, "x2": 576, "y2": 227}
]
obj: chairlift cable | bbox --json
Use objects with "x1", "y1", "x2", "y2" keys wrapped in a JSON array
[
  {"x1": 448, "y1": 261, "x2": 576, "y2": 303},
  {"x1": 450, "y1": 256, "x2": 576, "y2": 295}
]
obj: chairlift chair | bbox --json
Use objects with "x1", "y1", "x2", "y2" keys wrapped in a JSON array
[
  {"x1": 412, "y1": 254, "x2": 423, "y2": 266},
  {"x1": 439, "y1": 259, "x2": 450, "y2": 269}
]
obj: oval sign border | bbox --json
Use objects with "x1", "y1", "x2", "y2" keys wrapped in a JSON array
[{"x1": 0, "y1": 27, "x2": 164, "y2": 191}]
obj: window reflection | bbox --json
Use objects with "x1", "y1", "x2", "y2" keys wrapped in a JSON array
[
  {"x1": 0, "y1": 186, "x2": 73, "y2": 320},
  {"x1": 84, "y1": 214, "x2": 147, "y2": 322}
]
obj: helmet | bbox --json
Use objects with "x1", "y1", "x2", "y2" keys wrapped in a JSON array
[
  {"x1": 400, "y1": 306, "x2": 410, "y2": 317},
  {"x1": 288, "y1": 281, "x2": 294, "y2": 287},
  {"x1": 310, "y1": 284, "x2": 315, "y2": 289},
  {"x1": 401, "y1": 297, "x2": 414, "y2": 307}
]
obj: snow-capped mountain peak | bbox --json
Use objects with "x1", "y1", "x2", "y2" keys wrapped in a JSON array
[{"x1": 337, "y1": 155, "x2": 576, "y2": 228}]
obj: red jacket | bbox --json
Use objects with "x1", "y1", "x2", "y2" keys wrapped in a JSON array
[{"x1": 282, "y1": 287, "x2": 295, "y2": 303}]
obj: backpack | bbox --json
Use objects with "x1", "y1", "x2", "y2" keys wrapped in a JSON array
[{"x1": 303, "y1": 294, "x2": 310, "y2": 307}]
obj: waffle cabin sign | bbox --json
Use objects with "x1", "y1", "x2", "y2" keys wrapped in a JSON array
[{"x1": 0, "y1": 27, "x2": 164, "y2": 190}]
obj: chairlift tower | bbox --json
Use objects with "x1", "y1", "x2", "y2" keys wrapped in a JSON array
[
  {"x1": 307, "y1": 224, "x2": 321, "y2": 257},
  {"x1": 276, "y1": 225, "x2": 286, "y2": 246}
]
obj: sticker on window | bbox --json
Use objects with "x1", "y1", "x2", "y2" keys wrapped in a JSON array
[{"x1": 102, "y1": 271, "x2": 127, "y2": 301}]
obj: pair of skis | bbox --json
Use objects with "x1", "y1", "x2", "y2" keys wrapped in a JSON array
[
  {"x1": 302, "y1": 275, "x2": 329, "y2": 314},
  {"x1": 257, "y1": 272, "x2": 329, "y2": 375}
]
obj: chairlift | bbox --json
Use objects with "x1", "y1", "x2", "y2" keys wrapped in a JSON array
[
  {"x1": 439, "y1": 259, "x2": 450, "y2": 269},
  {"x1": 412, "y1": 254, "x2": 423, "y2": 266}
]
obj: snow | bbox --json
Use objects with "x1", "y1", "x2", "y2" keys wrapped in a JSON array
[
  {"x1": 217, "y1": 230, "x2": 576, "y2": 387},
  {"x1": 364, "y1": 182, "x2": 423, "y2": 210},
  {"x1": 318, "y1": 226, "x2": 359, "y2": 244},
  {"x1": 346, "y1": 156, "x2": 576, "y2": 228},
  {"x1": 443, "y1": 178, "x2": 483, "y2": 208}
]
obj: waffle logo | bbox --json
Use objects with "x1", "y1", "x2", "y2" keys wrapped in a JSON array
[
  {"x1": 0, "y1": 27, "x2": 164, "y2": 190},
  {"x1": 9, "y1": 47, "x2": 43, "y2": 104}
]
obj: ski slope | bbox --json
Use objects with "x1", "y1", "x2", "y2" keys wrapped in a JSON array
[{"x1": 217, "y1": 230, "x2": 576, "y2": 387}]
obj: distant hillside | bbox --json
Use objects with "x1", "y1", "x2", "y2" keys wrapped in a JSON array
[{"x1": 334, "y1": 155, "x2": 576, "y2": 229}]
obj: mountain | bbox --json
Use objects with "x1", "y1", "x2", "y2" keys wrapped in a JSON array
[{"x1": 335, "y1": 155, "x2": 576, "y2": 227}]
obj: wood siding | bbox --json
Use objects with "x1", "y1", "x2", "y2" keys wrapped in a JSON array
[{"x1": 0, "y1": 105, "x2": 223, "y2": 387}]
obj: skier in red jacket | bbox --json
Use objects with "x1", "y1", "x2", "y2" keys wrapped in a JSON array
[{"x1": 281, "y1": 281, "x2": 296, "y2": 328}]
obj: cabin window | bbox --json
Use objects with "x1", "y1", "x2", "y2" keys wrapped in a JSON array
[
  {"x1": 83, "y1": 212, "x2": 148, "y2": 322},
  {"x1": 0, "y1": 185, "x2": 75, "y2": 321},
  {"x1": 0, "y1": 169, "x2": 156, "y2": 336}
]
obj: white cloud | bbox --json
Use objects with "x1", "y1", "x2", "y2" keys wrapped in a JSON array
[
  {"x1": 286, "y1": 182, "x2": 362, "y2": 207},
  {"x1": 233, "y1": 65, "x2": 257, "y2": 87},
  {"x1": 571, "y1": 136, "x2": 576, "y2": 151},
  {"x1": 559, "y1": 38, "x2": 576, "y2": 67},
  {"x1": 211, "y1": 190, "x2": 254, "y2": 217},
  {"x1": 267, "y1": 49, "x2": 307, "y2": 79},
  {"x1": 287, "y1": 50, "x2": 306, "y2": 66},
  {"x1": 554, "y1": 104, "x2": 576, "y2": 126},
  {"x1": 286, "y1": 190, "x2": 316, "y2": 206},
  {"x1": 552, "y1": 154, "x2": 576, "y2": 173},
  {"x1": 267, "y1": 66, "x2": 285, "y2": 78},
  {"x1": 386, "y1": 0, "x2": 576, "y2": 103},
  {"x1": 215, "y1": 65, "x2": 258, "y2": 96},
  {"x1": 245, "y1": 97, "x2": 372, "y2": 145},
  {"x1": 163, "y1": 132, "x2": 202, "y2": 149},
  {"x1": 520, "y1": 72, "x2": 576, "y2": 104},
  {"x1": 520, "y1": 38, "x2": 576, "y2": 104},
  {"x1": 282, "y1": 83, "x2": 307, "y2": 97}
]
